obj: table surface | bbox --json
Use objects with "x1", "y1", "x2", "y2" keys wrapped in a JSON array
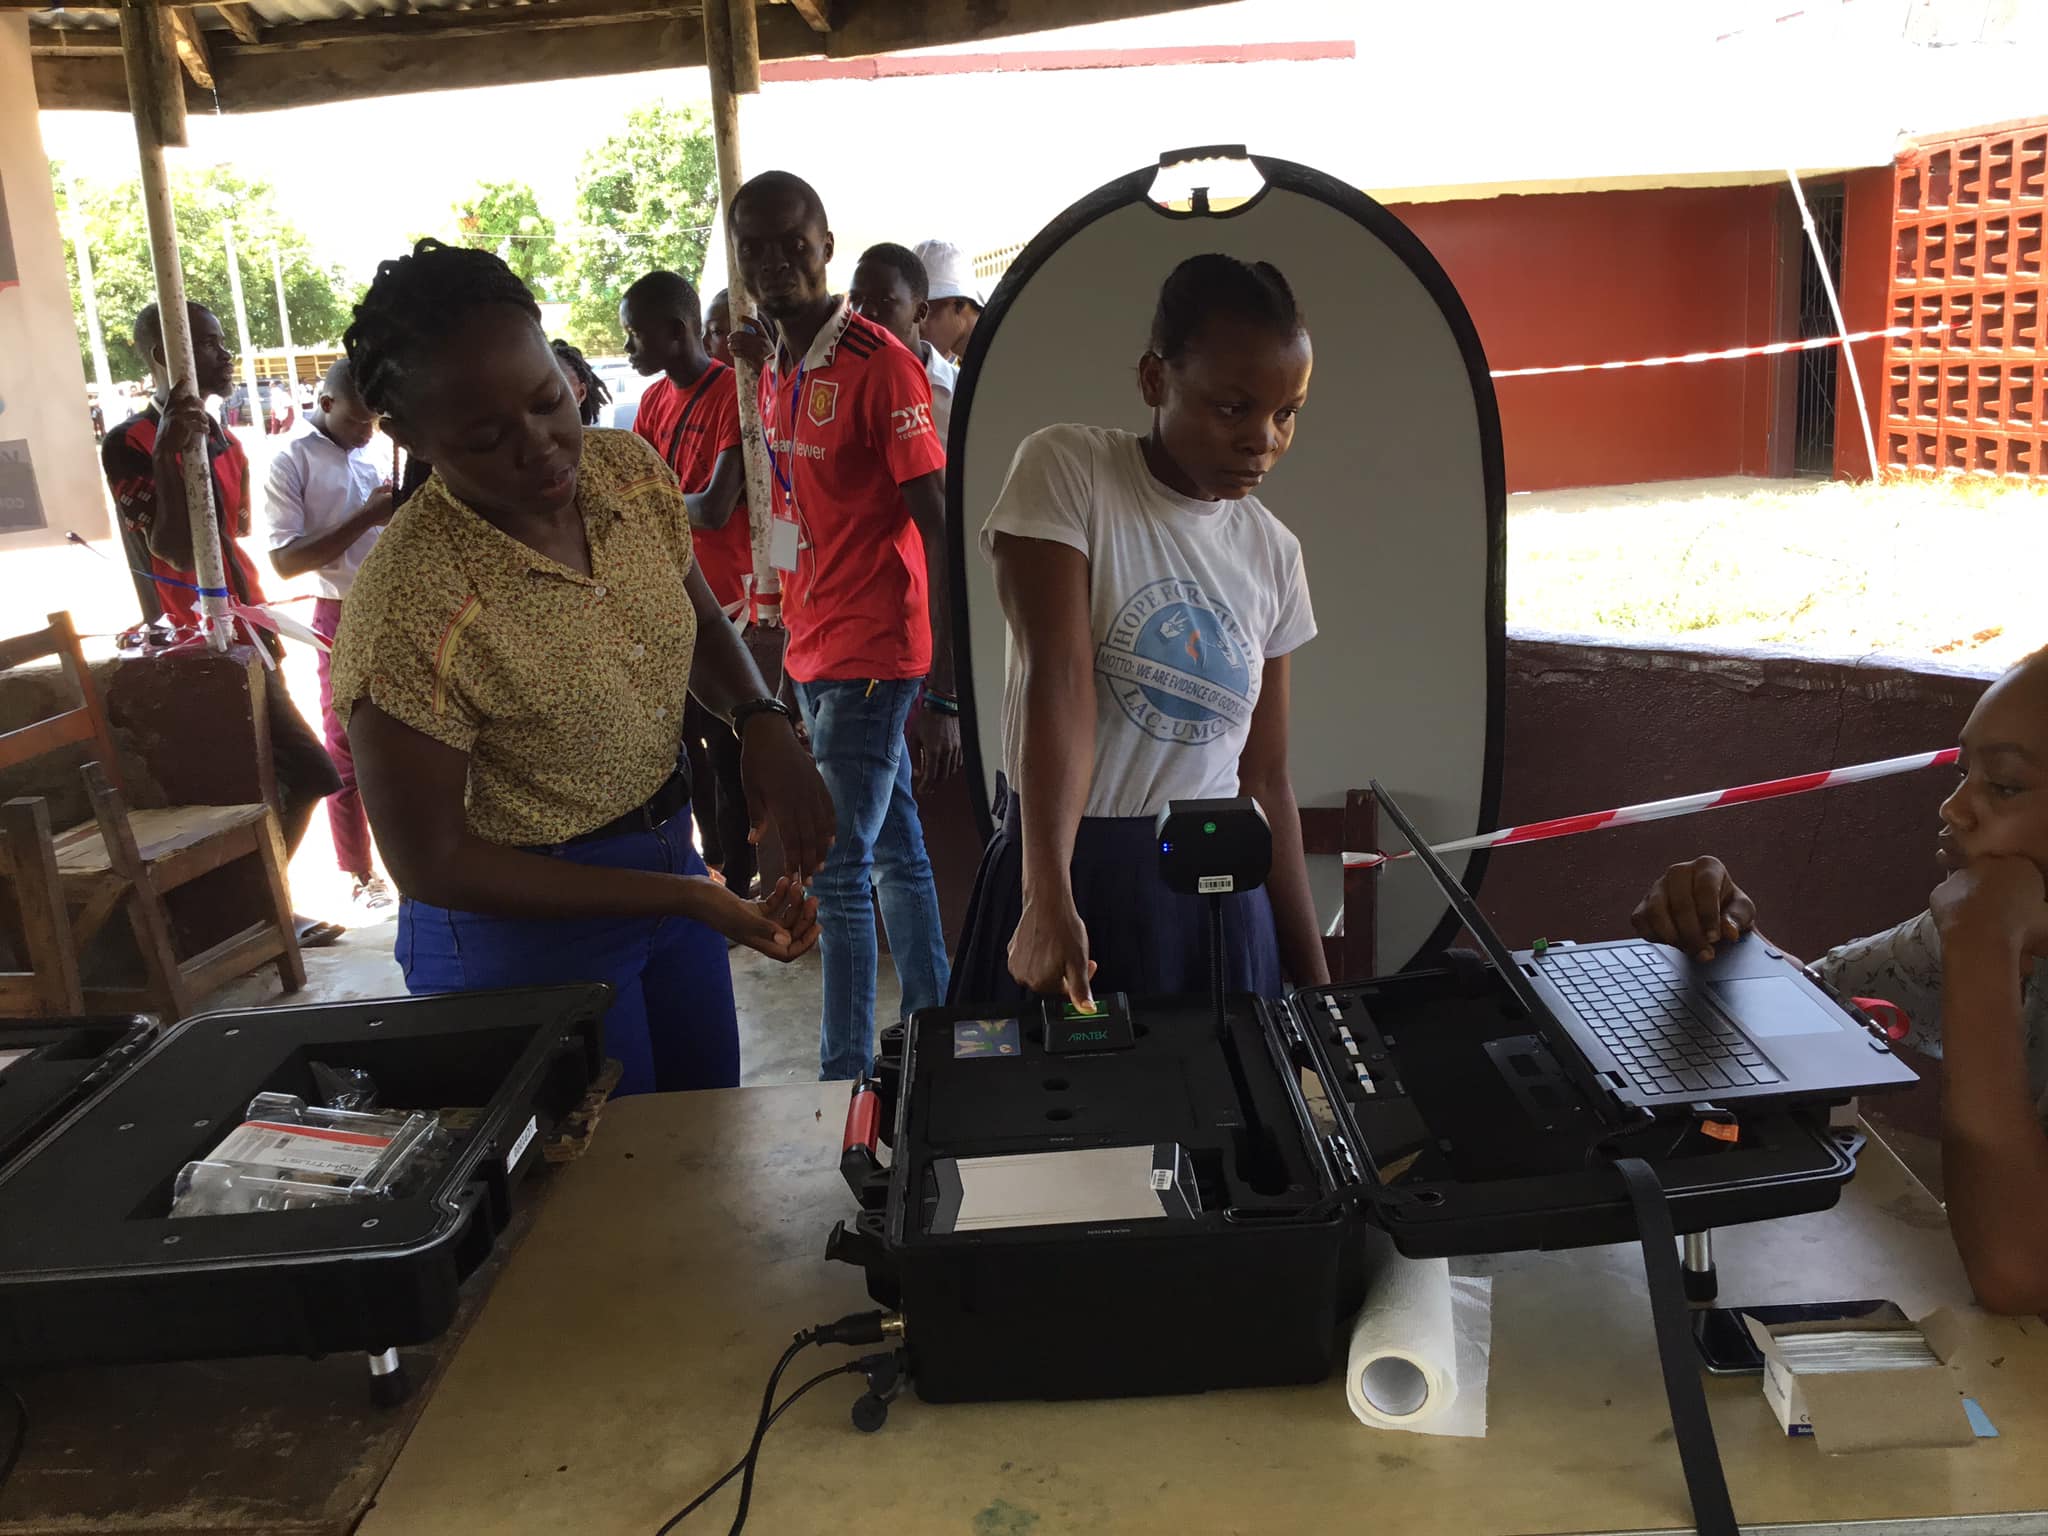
[
  {"x1": 0, "y1": 1194, "x2": 542, "y2": 1536},
  {"x1": 359, "y1": 1085, "x2": 2048, "y2": 1536}
]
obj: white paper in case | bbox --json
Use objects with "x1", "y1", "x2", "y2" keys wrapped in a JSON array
[{"x1": 1345, "y1": 1234, "x2": 1493, "y2": 1438}]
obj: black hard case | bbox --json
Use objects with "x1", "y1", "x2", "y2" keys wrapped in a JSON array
[
  {"x1": 836, "y1": 972, "x2": 1855, "y2": 1405},
  {"x1": 0, "y1": 986, "x2": 606, "y2": 1368}
]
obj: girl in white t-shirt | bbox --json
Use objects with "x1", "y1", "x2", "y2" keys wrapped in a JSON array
[{"x1": 951, "y1": 255, "x2": 1327, "y2": 1008}]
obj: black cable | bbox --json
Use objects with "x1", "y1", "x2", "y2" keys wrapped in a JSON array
[
  {"x1": 0, "y1": 1380, "x2": 26, "y2": 1503},
  {"x1": 726, "y1": 1333, "x2": 814, "y2": 1535},
  {"x1": 651, "y1": 1311, "x2": 891, "y2": 1536},
  {"x1": 652, "y1": 1360, "x2": 862, "y2": 1534}
]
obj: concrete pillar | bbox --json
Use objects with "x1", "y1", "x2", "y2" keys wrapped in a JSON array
[{"x1": 0, "y1": 15, "x2": 114, "y2": 549}]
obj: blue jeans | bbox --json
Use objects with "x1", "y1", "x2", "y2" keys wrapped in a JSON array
[
  {"x1": 794, "y1": 678, "x2": 950, "y2": 1080},
  {"x1": 395, "y1": 805, "x2": 739, "y2": 1097}
]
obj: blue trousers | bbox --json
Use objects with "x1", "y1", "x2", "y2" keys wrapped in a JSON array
[
  {"x1": 396, "y1": 805, "x2": 740, "y2": 1097},
  {"x1": 794, "y1": 678, "x2": 950, "y2": 1081}
]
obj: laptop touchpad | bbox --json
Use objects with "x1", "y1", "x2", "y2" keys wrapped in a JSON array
[{"x1": 1711, "y1": 977, "x2": 1842, "y2": 1038}]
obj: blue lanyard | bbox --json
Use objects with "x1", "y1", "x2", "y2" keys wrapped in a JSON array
[{"x1": 763, "y1": 359, "x2": 806, "y2": 512}]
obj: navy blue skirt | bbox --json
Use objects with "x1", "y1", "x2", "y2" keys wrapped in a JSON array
[{"x1": 949, "y1": 790, "x2": 1284, "y2": 1007}]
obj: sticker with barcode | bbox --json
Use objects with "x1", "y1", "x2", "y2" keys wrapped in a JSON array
[
  {"x1": 1150, "y1": 1168, "x2": 1174, "y2": 1191},
  {"x1": 208, "y1": 1119, "x2": 392, "y2": 1178},
  {"x1": 505, "y1": 1114, "x2": 539, "y2": 1172},
  {"x1": 1198, "y1": 875, "x2": 1234, "y2": 894}
]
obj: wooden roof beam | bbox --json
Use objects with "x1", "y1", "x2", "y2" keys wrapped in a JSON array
[
  {"x1": 167, "y1": 5, "x2": 215, "y2": 89},
  {"x1": 31, "y1": 0, "x2": 1229, "y2": 113},
  {"x1": 784, "y1": 0, "x2": 832, "y2": 29},
  {"x1": 220, "y1": 0, "x2": 696, "y2": 52},
  {"x1": 214, "y1": 5, "x2": 264, "y2": 47}
]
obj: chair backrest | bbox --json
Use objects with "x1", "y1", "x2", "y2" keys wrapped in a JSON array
[{"x1": 0, "y1": 612, "x2": 125, "y2": 794}]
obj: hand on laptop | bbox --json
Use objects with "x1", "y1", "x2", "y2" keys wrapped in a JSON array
[{"x1": 1632, "y1": 856, "x2": 1757, "y2": 962}]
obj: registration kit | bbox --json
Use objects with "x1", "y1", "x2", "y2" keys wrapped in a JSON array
[
  {"x1": 823, "y1": 789, "x2": 1910, "y2": 1534},
  {"x1": 0, "y1": 986, "x2": 606, "y2": 1388}
]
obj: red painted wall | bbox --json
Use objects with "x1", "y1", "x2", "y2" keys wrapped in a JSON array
[
  {"x1": 1390, "y1": 186, "x2": 1784, "y2": 492},
  {"x1": 1835, "y1": 165, "x2": 1896, "y2": 480}
]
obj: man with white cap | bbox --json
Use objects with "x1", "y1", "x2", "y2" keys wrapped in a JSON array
[{"x1": 913, "y1": 238, "x2": 984, "y2": 364}]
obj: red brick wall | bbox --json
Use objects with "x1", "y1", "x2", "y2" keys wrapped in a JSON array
[
  {"x1": 1884, "y1": 117, "x2": 2048, "y2": 479},
  {"x1": 1393, "y1": 185, "x2": 1783, "y2": 492}
]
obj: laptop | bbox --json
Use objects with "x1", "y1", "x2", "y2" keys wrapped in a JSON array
[{"x1": 1369, "y1": 781, "x2": 1917, "y2": 1111}]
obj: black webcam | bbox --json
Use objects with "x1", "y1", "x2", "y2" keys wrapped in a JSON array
[{"x1": 1155, "y1": 797, "x2": 1271, "y2": 896}]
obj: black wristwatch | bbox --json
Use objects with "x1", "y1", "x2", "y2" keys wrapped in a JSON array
[{"x1": 732, "y1": 696, "x2": 796, "y2": 736}]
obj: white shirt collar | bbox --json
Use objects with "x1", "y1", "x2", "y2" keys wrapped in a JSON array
[{"x1": 777, "y1": 296, "x2": 852, "y2": 376}]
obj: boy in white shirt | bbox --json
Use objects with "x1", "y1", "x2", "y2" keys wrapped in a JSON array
[{"x1": 266, "y1": 360, "x2": 394, "y2": 911}]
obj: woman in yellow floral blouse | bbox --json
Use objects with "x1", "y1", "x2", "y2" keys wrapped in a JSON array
[{"x1": 331, "y1": 240, "x2": 835, "y2": 1096}]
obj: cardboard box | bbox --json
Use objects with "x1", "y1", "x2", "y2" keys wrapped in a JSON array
[{"x1": 1745, "y1": 1309, "x2": 1975, "y2": 1453}]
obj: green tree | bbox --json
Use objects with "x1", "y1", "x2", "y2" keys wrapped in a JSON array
[
  {"x1": 452, "y1": 180, "x2": 568, "y2": 303},
  {"x1": 50, "y1": 161, "x2": 357, "y2": 382},
  {"x1": 564, "y1": 101, "x2": 718, "y2": 353}
]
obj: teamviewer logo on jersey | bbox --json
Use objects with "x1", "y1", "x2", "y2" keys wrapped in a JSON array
[{"x1": 1096, "y1": 578, "x2": 1254, "y2": 745}]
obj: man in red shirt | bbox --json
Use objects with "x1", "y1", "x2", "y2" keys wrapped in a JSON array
[
  {"x1": 101, "y1": 301, "x2": 343, "y2": 943},
  {"x1": 730, "y1": 170, "x2": 961, "y2": 1080},
  {"x1": 622, "y1": 268, "x2": 756, "y2": 899}
]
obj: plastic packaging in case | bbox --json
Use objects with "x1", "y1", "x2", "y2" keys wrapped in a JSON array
[{"x1": 170, "y1": 1091, "x2": 451, "y2": 1217}]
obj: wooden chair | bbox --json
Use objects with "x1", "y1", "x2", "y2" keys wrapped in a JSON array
[
  {"x1": 1300, "y1": 788, "x2": 1379, "y2": 981},
  {"x1": 0, "y1": 796, "x2": 85, "y2": 1017},
  {"x1": 0, "y1": 612, "x2": 303, "y2": 1022}
]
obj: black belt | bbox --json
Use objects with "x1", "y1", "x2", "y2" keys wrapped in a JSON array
[
  {"x1": 556, "y1": 766, "x2": 693, "y2": 849},
  {"x1": 1614, "y1": 1155, "x2": 1739, "y2": 1536}
]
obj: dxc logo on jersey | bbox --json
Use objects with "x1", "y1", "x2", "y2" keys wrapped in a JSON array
[
  {"x1": 1095, "y1": 578, "x2": 1254, "y2": 746},
  {"x1": 892, "y1": 402, "x2": 934, "y2": 441}
]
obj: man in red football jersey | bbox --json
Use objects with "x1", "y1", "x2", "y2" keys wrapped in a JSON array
[{"x1": 729, "y1": 170, "x2": 960, "y2": 1080}]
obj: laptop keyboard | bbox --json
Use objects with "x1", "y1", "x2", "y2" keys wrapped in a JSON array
[{"x1": 1542, "y1": 947, "x2": 1784, "y2": 1094}]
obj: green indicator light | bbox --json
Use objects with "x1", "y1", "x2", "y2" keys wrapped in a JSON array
[{"x1": 1203, "y1": 821, "x2": 1217, "y2": 834}]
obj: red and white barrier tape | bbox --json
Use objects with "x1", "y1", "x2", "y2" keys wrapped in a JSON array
[
  {"x1": 1341, "y1": 747, "x2": 1961, "y2": 871},
  {"x1": 1490, "y1": 322, "x2": 1948, "y2": 380}
]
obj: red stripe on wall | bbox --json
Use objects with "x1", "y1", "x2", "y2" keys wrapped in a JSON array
[{"x1": 761, "y1": 40, "x2": 1355, "y2": 84}]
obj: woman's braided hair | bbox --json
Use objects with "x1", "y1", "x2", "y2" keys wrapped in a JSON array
[
  {"x1": 344, "y1": 238, "x2": 542, "y2": 418},
  {"x1": 1148, "y1": 253, "x2": 1304, "y2": 364},
  {"x1": 550, "y1": 339, "x2": 612, "y2": 427}
]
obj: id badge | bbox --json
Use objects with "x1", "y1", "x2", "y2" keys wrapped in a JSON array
[{"x1": 770, "y1": 516, "x2": 800, "y2": 574}]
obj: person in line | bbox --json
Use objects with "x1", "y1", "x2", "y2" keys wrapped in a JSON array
[
  {"x1": 913, "y1": 239, "x2": 984, "y2": 364},
  {"x1": 101, "y1": 302, "x2": 345, "y2": 947},
  {"x1": 265, "y1": 359, "x2": 395, "y2": 914},
  {"x1": 952, "y1": 254, "x2": 1328, "y2": 1007},
  {"x1": 331, "y1": 239, "x2": 837, "y2": 1096},
  {"x1": 1632, "y1": 648, "x2": 2048, "y2": 1313},
  {"x1": 728, "y1": 170, "x2": 960, "y2": 1081},
  {"x1": 549, "y1": 339, "x2": 613, "y2": 428},
  {"x1": 705, "y1": 290, "x2": 735, "y2": 368},
  {"x1": 622, "y1": 268, "x2": 755, "y2": 900},
  {"x1": 849, "y1": 242, "x2": 958, "y2": 447}
]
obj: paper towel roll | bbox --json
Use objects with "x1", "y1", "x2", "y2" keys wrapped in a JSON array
[{"x1": 1346, "y1": 1244, "x2": 1459, "y2": 1431}]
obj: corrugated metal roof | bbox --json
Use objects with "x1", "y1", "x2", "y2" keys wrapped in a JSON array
[{"x1": 28, "y1": 1, "x2": 687, "y2": 34}]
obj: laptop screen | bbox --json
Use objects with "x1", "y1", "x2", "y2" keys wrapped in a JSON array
[{"x1": 1368, "y1": 781, "x2": 1557, "y2": 1030}]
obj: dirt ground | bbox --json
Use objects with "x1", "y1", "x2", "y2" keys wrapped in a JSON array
[{"x1": 1509, "y1": 472, "x2": 2048, "y2": 670}]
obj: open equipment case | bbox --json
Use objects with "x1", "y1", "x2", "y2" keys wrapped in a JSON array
[
  {"x1": 829, "y1": 792, "x2": 1885, "y2": 1534},
  {"x1": 830, "y1": 959, "x2": 1865, "y2": 1407},
  {"x1": 0, "y1": 985, "x2": 606, "y2": 1385}
]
